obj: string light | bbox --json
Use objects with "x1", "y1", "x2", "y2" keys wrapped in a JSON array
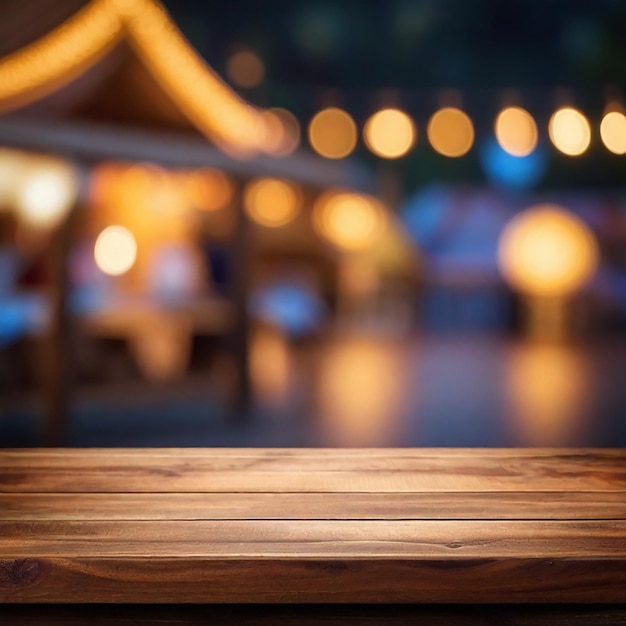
[
  {"x1": 600, "y1": 111, "x2": 626, "y2": 155},
  {"x1": 363, "y1": 108, "x2": 416, "y2": 159},
  {"x1": 0, "y1": 0, "x2": 273, "y2": 157},
  {"x1": 0, "y1": 0, "x2": 123, "y2": 114},
  {"x1": 548, "y1": 107, "x2": 591, "y2": 156},
  {"x1": 308, "y1": 107, "x2": 357, "y2": 159},
  {"x1": 495, "y1": 107, "x2": 538, "y2": 157},
  {"x1": 427, "y1": 107, "x2": 474, "y2": 157}
]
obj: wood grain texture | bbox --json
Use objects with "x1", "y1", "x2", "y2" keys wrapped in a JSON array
[
  {"x1": 2, "y1": 491, "x2": 625, "y2": 520},
  {"x1": 2, "y1": 449, "x2": 625, "y2": 493},
  {"x1": 1, "y1": 448, "x2": 625, "y2": 604}
]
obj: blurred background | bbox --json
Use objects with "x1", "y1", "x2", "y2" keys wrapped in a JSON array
[{"x1": 1, "y1": 0, "x2": 626, "y2": 447}]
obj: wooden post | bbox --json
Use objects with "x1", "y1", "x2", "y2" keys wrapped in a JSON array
[
  {"x1": 42, "y1": 209, "x2": 74, "y2": 446},
  {"x1": 229, "y1": 185, "x2": 252, "y2": 418}
]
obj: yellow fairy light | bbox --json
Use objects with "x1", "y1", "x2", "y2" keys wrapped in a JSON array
[
  {"x1": 600, "y1": 111, "x2": 626, "y2": 155},
  {"x1": 313, "y1": 191, "x2": 386, "y2": 250},
  {"x1": 244, "y1": 178, "x2": 302, "y2": 227},
  {"x1": 495, "y1": 107, "x2": 538, "y2": 157},
  {"x1": 498, "y1": 204, "x2": 598, "y2": 299},
  {"x1": 427, "y1": 107, "x2": 474, "y2": 157},
  {"x1": 308, "y1": 107, "x2": 357, "y2": 159},
  {"x1": 0, "y1": 0, "x2": 123, "y2": 114},
  {"x1": 548, "y1": 107, "x2": 591, "y2": 156},
  {"x1": 363, "y1": 108, "x2": 416, "y2": 159}
]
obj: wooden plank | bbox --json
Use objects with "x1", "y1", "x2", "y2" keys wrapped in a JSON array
[
  {"x1": 1, "y1": 520, "x2": 625, "y2": 558},
  {"x1": 2, "y1": 556, "x2": 626, "y2": 603},
  {"x1": 2, "y1": 449, "x2": 625, "y2": 493},
  {"x1": 1, "y1": 492, "x2": 626, "y2": 521},
  {"x1": 2, "y1": 604, "x2": 626, "y2": 626}
]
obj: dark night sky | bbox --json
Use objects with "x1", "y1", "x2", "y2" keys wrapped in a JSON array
[{"x1": 164, "y1": 0, "x2": 626, "y2": 90}]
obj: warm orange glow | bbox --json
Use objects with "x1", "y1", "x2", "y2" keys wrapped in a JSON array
[
  {"x1": 0, "y1": 0, "x2": 123, "y2": 114},
  {"x1": 244, "y1": 178, "x2": 302, "y2": 227},
  {"x1": 180, "y1": 168, "x2": 234, "y2": 211},
  {"x1": 507, "y1": 344, "x2": 589, "y2": 445},
  {"x1": 317, "y1": 337, "x2": 404, "y2": 446},
  {"x1": 308, "y1": 107, "x2": 357, "y2": 159},
  {"x1": 251, "y1": 328, "x2": 292, "y2": 405},
  {"x1": 15, "y1": 159, "x2": 78, "y2": 228},
  {"x1": 94, "y1": 225, "x2": 138, "y2": 276},
  {"x1": 363, "y1": 108, "x2": 416, "y2": 159},
  {"x1": 0, "y1": 0, "x2": 275, "y2": 157},
  {"x1": 313, "y1": 191, "x2": 386, "y2": 250},
  {"x1": 600, "y1": 111, "x2": 626, "y2": 155},
  {"x1": 427, "y1": 107, "x2": 474, "y2": 157},
  {"x1": 262, "y1": 108, "x2": 301, "y2": 157},
  {"x1": 548, "y1": 107, "x2": 591, "y2": 156},
  {"x1": 0, "y1": 148, "x2": 27, "y2": 207},
  {"x1": 495, "y1": 107, "x2": 538, "y2": 156},
  {"x1": 498, "y1": 204, "x2": 599, "y2": 298},
  {"x1": 226, "y1": 49, "x2": 265, "y2": 88}
]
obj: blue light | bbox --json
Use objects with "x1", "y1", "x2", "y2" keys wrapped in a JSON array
[
  {"x1": 479, "y1": 138, "x2": 547, "y2": 190},
  {"x1": 252, "y1": 283, "x2": 327, "y2": 337}
]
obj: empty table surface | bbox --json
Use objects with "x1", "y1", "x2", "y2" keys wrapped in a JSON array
[{"x1": 1, "y1": 448, "x2": 626, "y2": 604}]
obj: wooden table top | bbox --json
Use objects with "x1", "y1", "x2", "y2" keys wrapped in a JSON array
[{"x1": 1, "y1": 448, "x2": 625, "y2": 604}]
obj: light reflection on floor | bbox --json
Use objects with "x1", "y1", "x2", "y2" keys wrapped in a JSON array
[{"x1": 1, "y1": 328, "x2": 625, "y2": 447}]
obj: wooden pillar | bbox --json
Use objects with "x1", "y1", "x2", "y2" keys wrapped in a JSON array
[
  {"x1": 229, "y1": 185, "x2": 253, "y2": 418},
  {"x1": 42, "y1": 209, "x2": 74, "y2": 446}
]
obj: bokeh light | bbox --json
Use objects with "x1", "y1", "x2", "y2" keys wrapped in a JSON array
[
  {"x1": 244, "y1": 178, "x2": 302, "y2": 227},
  {"x1": 16, "y1": 160, "x2": 78, "y2": 228},
  {"x1": 507, "y1": 344, "x2": 589, "y2": 445},
  {"x1": 495, "y1": 107, "x2": 538, "y2": 157},
  {"x1": 498, "y1": 204, "x2": 599, "y2": 298},
  {"x1": 262, "y1": 108, "x2": 301, "y2": 157},
  {"x1": 600, "y1": 111, "x2": 626, "y2": 155},
  {"x1": 427, "y1": 107, "x2": 474, "y2": 157},
  {"x1": 480, "y1": 138, "x2": 547, "y2": 190},
  {"x1": 308, "y1": 107, "x2": 357, "y2": 159},
  {"x1": 313, "y1": 191, "x2": 386, "y2": 250},
  {"x1": 180, "y1": 168, "x2": 234, "y2": 211},
  {"x1": 226, "y1": 48, "x2": 265, "y2": 88},
  {"x1": 548, "y1": 107, "x2": 591, "y2": 156},
  {"x1": 363, "y1": 108, "x2": 416, "y2": 159},
  {"x1": 94, "y1": 225, "x2": 138, "y2": 276}
]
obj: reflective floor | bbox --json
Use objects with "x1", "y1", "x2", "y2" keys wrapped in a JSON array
[{"x1": 1, "y1": 329, "x2": 626, "y2": 447}]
